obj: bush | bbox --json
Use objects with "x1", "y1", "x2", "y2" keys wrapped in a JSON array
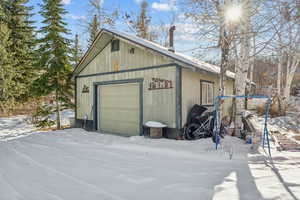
[{"x1": 31, "y1": 105, "x2": 55, "y2": 128}]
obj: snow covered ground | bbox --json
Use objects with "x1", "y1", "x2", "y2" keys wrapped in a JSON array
[
  {"x1": 49, "y1": 109, "x2": 75, "y2": 127},
  {"x1": 0, "y1": 115, "x2": 35, "y2": 141},
  {"x1": 252, "y1": 112, "x2": 300, "y2": 145},
  {"x1": 0, "y1": 116, "x2": 300, "y2": 200},
  {"x1": 247, "y1": 96, "x2": 300, "y2": 138},
  {"x1": 0, "y1": 110, "x2": 74, "y2": 142}
]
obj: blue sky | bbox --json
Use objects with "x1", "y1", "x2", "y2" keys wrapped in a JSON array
[{"x1": 27, "y1": 0, "x2": 210, "y2": 59}]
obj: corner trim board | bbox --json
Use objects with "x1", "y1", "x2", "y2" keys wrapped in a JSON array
[
  {"x1": 176, "y1": 66, "x2": 182, "y2": 129},
  {"x1": 75, "y1": 77, "x2": 77, "y2": 119}
]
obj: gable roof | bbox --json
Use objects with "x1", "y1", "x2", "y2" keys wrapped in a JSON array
[{"x1": 74, "y1": 28, "x2": 235, "y2": 79}]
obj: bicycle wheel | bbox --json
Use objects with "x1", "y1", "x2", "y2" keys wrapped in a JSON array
[{"x1": 184, "y1": 123, "x2": 201, "y2": 140}]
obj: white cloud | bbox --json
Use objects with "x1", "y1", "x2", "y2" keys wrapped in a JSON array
[
  {"x1": 67, "y1": 14, "x2": 87, "y2": 21},
  {"x1": 62, "y1": 0, "x2": 71, "y2": 5},
  {"x1": 151, "y1": 1, "x2": 177, "y2": 11},
  {"x1": 152, "y1": 2, "x2": 171, "y2": 11}
]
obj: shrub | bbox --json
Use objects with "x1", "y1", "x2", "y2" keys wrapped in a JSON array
[{"x1": 31, "y1": 105, "x2": 55, "y2": 128}]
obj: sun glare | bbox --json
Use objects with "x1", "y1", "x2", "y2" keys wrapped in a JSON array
[{"x1": 225, "y1": 4, "x2": 242, "y2": 23}]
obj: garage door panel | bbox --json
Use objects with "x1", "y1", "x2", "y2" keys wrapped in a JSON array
[
  {"x1": 100, "y1": 97, "x2": 139, "y2": 108},
  {"x1": 99, "y1": 83, "x2": 140, "y2": 136},
  {"x1": 100, "y1": 108, "x2": 139, "y2": 122},
  {"x1": 99, "y1": 120, "x2": 138, "y2": 134}
]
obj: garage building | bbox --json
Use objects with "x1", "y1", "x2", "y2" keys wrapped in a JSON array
[{"x1": 73, "y1": 28, "x2": 235, "y2": 138}]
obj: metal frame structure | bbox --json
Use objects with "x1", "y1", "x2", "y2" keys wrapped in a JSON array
[{"x1": 213, "y1": 95, "x2": 272, "y2": 156}]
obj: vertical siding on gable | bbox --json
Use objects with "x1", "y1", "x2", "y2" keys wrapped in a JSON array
[{"x1": 79, "y1": 40, "x2": 170, "y2": 76}]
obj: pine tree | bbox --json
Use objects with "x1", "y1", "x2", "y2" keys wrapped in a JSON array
[
  {"x1": 33, "y1": 0, "x2": 73, "y2": 129},
  {"x1": 6, "y1": 0, "x2": 37, "y2": 102},
  {"x1": 71, "y1": 34, "x2": 83, "y2": 66},
  {"x1": 0, "y1": 0, "x2": 14, "y2": 112},
  {"x1": 88, "y1": 14, "x2": 99, "y2": 47}
]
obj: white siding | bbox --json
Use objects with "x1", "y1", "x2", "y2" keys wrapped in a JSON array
[
  {"x1": 76, "y1": 66, "x2": 177, "y2": 128},
  {"x1": 181, "y1": 68, "x2": 234, "y2": 126},
  {"x1": 79, "y1": 39, "x2": 170, "y2": 76}
]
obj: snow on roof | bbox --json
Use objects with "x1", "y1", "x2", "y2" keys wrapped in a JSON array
[{"x1": 104, "y1": 29, "x2": 235, "y2": 79}]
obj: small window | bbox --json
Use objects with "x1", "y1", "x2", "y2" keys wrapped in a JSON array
[
  {"x1": 111, "y1": 39, "x2": 120, "y2": 52},
  {"x1": 129, "y1": 48, "x2": 135, "y2": 54},
  {"x1": 200, "y1": 80, "x2": 214, "y2": 106}
]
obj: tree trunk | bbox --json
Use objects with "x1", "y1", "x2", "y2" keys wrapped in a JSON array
[
  {"x1": 249, "y1": 35, "x2": 255, "y2": 83},
  {"x1": 55, "y1": 89, "x2": 61, "y2": 130},
  {"x1": 219, "y1": 30, "x2": 230, "y2": 122},
  {"x1": 219, "y1": 32, "x2": 230, "y2": 98},
  {"x1": 0, "y1": 103, "x2": 6, "y2": 115},
  {"x1": 277, "y1": 56, "x2": 282, "y2": 95},
  {"x1": 284, "y1": 58, "x2": 299, "y2": 101},
  {"x1": 234, "y1": 0, "x2": 251, "y2": 137}
]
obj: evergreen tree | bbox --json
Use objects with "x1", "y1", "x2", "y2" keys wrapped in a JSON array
[
  {"x1": 33, "y1": 0, "x2": 73, "y2": 129},
  {"x1": 88, "y1": 14, "x2": 99, "y2": 47},
  {"x1": 0, "y1": 0, "x2": 14, "y2": 112},
  {"x1": 71, "y1": 34, "x2": 83, "y2": 66},
  {"x1": 6, "y1": 0, "x2": 37, "y2": 102}
]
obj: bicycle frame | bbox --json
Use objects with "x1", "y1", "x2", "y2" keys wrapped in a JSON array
[{"x1": 192, "y1": 115, "x2": 214, "y2": 137}]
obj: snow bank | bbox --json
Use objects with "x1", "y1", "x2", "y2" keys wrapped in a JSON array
[
  {"x1": 0, "y1": 109, "x2": 75, "y2": 141},
  {"x1": 49, "y1": 109, "x2": 75, "y2": 127},
  {"x1": 0, "y1": 115, "x2": 35, "y2": 141}
]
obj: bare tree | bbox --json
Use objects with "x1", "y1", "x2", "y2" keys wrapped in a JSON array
[
  {"x1": 181, "y1": 0, "x2": 240, "y2": 122},
  {"x1": 272, "y1": 0, "x2": 300, "y2": 101},
  {"x1": 88, "y1": 14, "x2": 99, "y2": 47},
  {"x1": 234, "y1": 0, "x2": 252, "y2": 137},
  {"x1": 152, "y1": 12, "x2": 177, "y2": 47},
  {"x1": 89, "y1": 0, "x2": 119, "y2": 29},
  {"x1": 123, "y1": 0, "x2": 157, "y2": 41},
  {"x1": 79, "y1": 0, "x2": 119, "y2": 49}
]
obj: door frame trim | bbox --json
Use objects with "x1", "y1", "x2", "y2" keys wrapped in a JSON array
[{"x1": 93, "y1": 78, "x2": 144, "y2": 135}]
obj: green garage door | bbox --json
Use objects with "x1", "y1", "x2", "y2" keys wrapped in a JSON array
[{"x1": 99, "y1": 83, "x2": 140, "y2": 136}]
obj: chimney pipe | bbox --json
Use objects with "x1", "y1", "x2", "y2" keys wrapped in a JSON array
[{"x1": 168, "y1": 26, "x2": 176, "y2": 52}]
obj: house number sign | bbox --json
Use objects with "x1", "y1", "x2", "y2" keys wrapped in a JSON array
[{"x1": 149, "y1": 78, "x2": 173, "y2": 90}]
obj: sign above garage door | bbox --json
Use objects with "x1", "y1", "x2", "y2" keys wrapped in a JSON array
[{"x1": 148, "y1": 78, "x2": 173, "y2": 90}]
